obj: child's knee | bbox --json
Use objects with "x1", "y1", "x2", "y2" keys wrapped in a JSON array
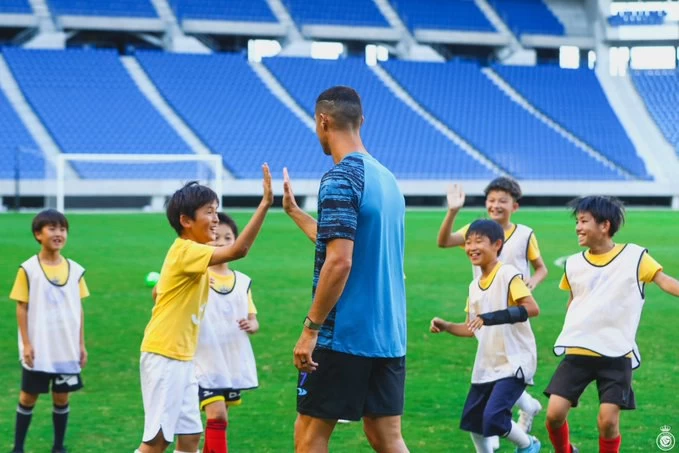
[
  {"x1": 597, "y1": 411, "x2": 620, "y2": 437},
  {"x1": 19, "y1": 391, "x2": 38, "y2": 407},
  {"x1": 52, "y1": 392, "x2": 69, "y2": 406}
]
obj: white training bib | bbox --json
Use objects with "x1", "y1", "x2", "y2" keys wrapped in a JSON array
[
  {"x1": 194, "y1": 271, "x2": 258, "y2": 390},
  {"x1": 18, "y1": 255, "x2": 84, "y2": 374},
  {"x1": 554, "y1": 244, "x2": 646, "y2": 368},
  {"x1": 472, "y1": 224, "x2": 533, "y2": 280},
  {"x1": 468, "y1": 263, "x2": 538, "y2": 384}
]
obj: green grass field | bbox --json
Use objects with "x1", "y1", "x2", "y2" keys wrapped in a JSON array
[{"x1": 1, "y1": 209, "x2": 678, "y2": 452}]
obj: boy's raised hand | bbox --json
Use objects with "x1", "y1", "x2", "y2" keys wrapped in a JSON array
[
  {"x1": 282, "y1": 167, "x2": 299, "y2": 214},
  {"x1": 261, "y1": 163, "x2": 273, "y2": 207},
  {"x1": 446, "y1": 183, "x2": 465, "y2": 211}
]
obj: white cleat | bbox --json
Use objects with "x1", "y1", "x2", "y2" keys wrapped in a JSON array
[
  {"x1": 491, "y1": 435, "x2": 500, "y2": 450},
  {"x1": 517, "y1": 399, "x2": 542, "y2": 433}
]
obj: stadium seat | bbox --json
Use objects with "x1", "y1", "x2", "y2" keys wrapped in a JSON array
[
  {"x1": 488, "y1": 0, "x2": 564, "y2": 35},
  {"x1": 171, "y1": 0, "x2": 278, "y2": 22},
  {"x1": 493, "y1": 64, "x2": 650, "y2": 179},
  {"x1": 608, "y1": 11, "x2": 666, "y2": 27},
  {"x1": 284, "y1": 0, "x2": 390, "y2": 27},
  {"x1": 390, "y1": 0, "x2": 496, "y2": 32},
  {"x1": 264, "y1": 56, "x2": 496, "y2": 180},
  {"x1": 383, "y1": 59, "x2": 623, "y2": 180},
  {"x1": 48, "y1": 0, "x2": 158, "y2": 18},
  {"x1": 135, "y1": 51, "x2": 326, "y2": 179},
  {"x1": 0, "y1": 0, "x2": 32, "y2": 14},
  {"x1": 632, "y1": 69, "x2": 679, "y2": 156},
  {"x1": 0, "y1": 90, "x2": 45, "y2": 179},
  {"x1": 3, "y1": 47, "x2": 191, "y2": 179}
]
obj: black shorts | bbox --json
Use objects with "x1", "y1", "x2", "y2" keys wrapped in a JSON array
[
  {"x1": 544, "y1": 355, "x2": 636, "y2": 410},
  {"x1": 296, "y1": 348, "x2": 406, "y2": 421},
  {"x1": 21, "y1": 368, "x2": 83, "y2": 395},
  {"x1": 198, "y1": 386, "x2": 245, "y2": 410}
]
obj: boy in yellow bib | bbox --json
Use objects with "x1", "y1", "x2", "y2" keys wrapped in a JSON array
[
  {"x1": 10, "y1": 209, "x2": 89, "y2": 453},
  {"x1": 136, "y1": 166, "x2": 272, "y2": 453},
  {"x1": 545, "y1": 196, "x2": 679, "y2": 453}
]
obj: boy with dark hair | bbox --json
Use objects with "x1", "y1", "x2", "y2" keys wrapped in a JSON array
[
  {"x1": 545, "y1": 196, "x2": 679, "y2": 453},
  {"x1": 136, "y1": 167, "x2": 272, "y2": 453},
  {"x1": 438, "y1": 177, "x2": 547, "y2": 442},
  {"x1": 431, "y1": 219, "x2": 542, "y2": 453},
  {"x1": 194, "y1": 212, "x2": 260, "y2": 453},
  {"x1": 10, "y1": 209, "x2": 89, "y2": 453}
]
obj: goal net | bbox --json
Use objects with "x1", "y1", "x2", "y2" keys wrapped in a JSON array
[{"x1": 52, "y1": 153, "x2": 224, "y2": 212}]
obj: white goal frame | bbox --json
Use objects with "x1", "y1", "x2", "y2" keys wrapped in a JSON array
[{"x1": 56, "y1": 153, "x2": 224, "y2": 212}]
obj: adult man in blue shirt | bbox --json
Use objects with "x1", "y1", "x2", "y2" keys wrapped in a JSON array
[{"x1": 284, "y1": 86, "x2": 408, "y2": 453}]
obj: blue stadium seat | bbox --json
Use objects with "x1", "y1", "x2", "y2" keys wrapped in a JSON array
[
  {"x1": 489, "y1": 0, "x2": 564, "y2": 35},
  {"x1": 391, "y1": 0, "x2": 495, "y2": 32},
  {"x1": 0, "y1": 90, "x2": 45, "y2": 179},
  {"x1": 493, "y1": 64, "x2": 650, "y2": 179},
  {"x1": 135, "y1": 51, "x2": 326, "y2": 179},
  {"x1": 608, "y1": 11, "x2": 666, "y2": 27},
  {"x1": 170, "y1": 0, "x2": 278, "y2": 22},
  {"x1": 47, "y1": 0, "x2": 158, "y2": 18},
  {"x1": 264, "y1": 56, "x2": 495, "y2": 180},
  {"x1": 0, "y1": 0, "x2": 32, "y2": 14},
  {"x1": 632, "y1": 69, "x2": 679, "y2": 156},
  {"x1": 284, "y1": 0, "x2": 390, "y2": 27},
  {"x1": 383, "y1": 59, "x2": 622, "y2": 180},
  {"x1": 3, "y1": 47, "x2": 191, "y2": 179}
]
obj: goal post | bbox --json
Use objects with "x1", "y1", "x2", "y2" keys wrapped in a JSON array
[{"x1": 55, "y1": 153, "x2": 224, "y2": 212}]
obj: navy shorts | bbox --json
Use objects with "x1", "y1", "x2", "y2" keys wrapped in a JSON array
[
  {"x1": 296, "y1": 348, "x2": 406, "y2": 421},
  {"x1": 544, "y1": 355, "x2": 636, "y2": 409},
  {"x1": 460, "y1": 377, "x2": 526, "y2": 437},
  {"x1": 21, "y1": 367, "x2": 83, "y2": 395}
]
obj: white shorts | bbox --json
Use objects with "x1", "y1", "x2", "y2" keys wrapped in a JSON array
[{"x1": 140, "y1": 352, "x2": 202, "y2": 443}]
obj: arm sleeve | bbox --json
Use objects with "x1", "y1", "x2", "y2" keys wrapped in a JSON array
[
  {"x1": 455, "y1": 224, "x2": 471, "y2": 249},
  {"x1": 181, "y1": 242, "x2": 215, "y2": 275},
  {"x1": 79, "y1": 276, "x2": 90, "y2": 299},
  {"x1": 559, "y1": 274, "x2": 571, "y2": 291},
  {"x1": 247, "y1": 288, "x2": 257, "y2": 314},
  {"x1": 527, "y1": 233, "x2": 541, "y2": 261},
  {"x1": 317, "y1": 175, "x2": 359, "y2": 242},
  {"x1": 508, "y1": 276, "x2": 532, "y2": 306},
  {"x1": 9, "y1": 268, "x2": 29, "y2": 303},
  {"x1": 639, "y1": 252, "x2": 663, "y2": 283}
]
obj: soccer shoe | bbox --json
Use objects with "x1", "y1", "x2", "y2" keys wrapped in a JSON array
[
  {"x1": 517, "y1": 398, "x2": 542, "y2": 433},
  {"x1": 491, "y1": 435, "x2": 500, "y2": 450},
  {"x1": 570, "y1": 445, "x2": 579, "y2": 453},
  {"x1": 516, "y1": 436, "x2": 541, "y2": 453},
  {"x1": 51, "y1": 447, "x2": 67, "y2": 453}
]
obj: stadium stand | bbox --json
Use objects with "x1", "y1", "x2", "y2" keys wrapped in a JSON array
[
  {"x1": 0, "y1": 90, "x2": 45, "y2": 179},
  {"x1": 632, "y1": 70, "x2": 679, "y2": 156},
  {"x1": 0, "y1": 0, "x2": 32, "y2": 14},
  {"x1": 382, "y1": 59, "x2": 621, "y2": 180},
  {"x1": 135, "y1": 51, "x2": 326, "y2": 179},
  {"x1": 3, "y1": 47, "x2": 192, "y2": 178},
  {"x1": 264, "y1": 56, "x2": 496, "y2": 180},
  {"x1": 170, "y1": 0, "x2": 278, "y2": 22},
  {"x1": 608, "y1": 11, "x2": 666, "y2": 26},
  {"x1": 284, "y1": 0, "x2": 390, "y2": 27},
  {"x1": 488, "y1": 0, "x2": 565, "y2": 35},
  {"x1": 493, "y1": 64, "x2": 650, "y2": 179},
  {"x1": 390, "y1": 0, "x2": 496, "y2": 32},
  {"x1": 47, "y1": 0, "x2": 158, "y2": 17}
]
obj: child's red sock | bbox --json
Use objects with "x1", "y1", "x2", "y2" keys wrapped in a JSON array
[
  {"x1": 204, "y1": 419, "x2": 227, "y2": 453},
  {"x1": 599, "y1": 435, "x2": 621, "y2": 453},
  {"x1": 547, "y1": 420, "x2": 571, "y2": 453}
]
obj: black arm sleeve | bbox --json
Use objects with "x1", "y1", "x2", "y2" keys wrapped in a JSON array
[{"x1": 479, "y1": 306, "x2": 528, "y2": 326}]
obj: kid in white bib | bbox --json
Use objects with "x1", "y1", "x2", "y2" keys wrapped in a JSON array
[
  {"x1": 194, "y1": 213, "x2": 260, "y2": 453},
  {"x1": 430, "y1": 220, "x2": 542, "y2": 453},
  {"x1": 544, "y1": 196, "x2": 679, "y2": 453}
]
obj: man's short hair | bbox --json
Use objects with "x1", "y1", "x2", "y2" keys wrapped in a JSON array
[
  {"x1": 32, "y1": 209, "x2": 69, "y2": 243},
  {"x1": 484, "y1": 177, "x2": 522, "y2": 201},
  {"x1": 465, "y1": 219, "x2": 505, "y2": 256},
  {"x1": 166, "y1": 181, "x2": 219, "y2": 236},
  {"x1": 315, "y1": 86, "x2": 363, "y2": 130},
  {"x1": 569, "y1": 196, "x2": 626, "y2": 238},
  {"x1": 217, "y1": 212, "x2": 239, "y2": 238}
]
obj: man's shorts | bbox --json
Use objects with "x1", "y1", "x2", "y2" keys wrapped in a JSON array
[
  {"x1": 460, "y1": 377, "x2": 526, "y2": 437},
  {"x1": 198, "y1": 387, "x2": 243, "y2": 410},
  {"x1": 544, "y1": 354, "x2": 636, "y2": 409},
  {"x1": 140, "y1": 352, "x2": 203, "y2": 443},
  {"x1": 296, "y1": 348, "x2": 406, "y2": 421},
  {"x1": 21, "y1": 367, "x2": 83, "y2": 394}
]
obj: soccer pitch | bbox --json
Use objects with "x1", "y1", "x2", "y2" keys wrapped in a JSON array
[{"x1": 1, "y1": 209, "x2": 678, "y2": 452}]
